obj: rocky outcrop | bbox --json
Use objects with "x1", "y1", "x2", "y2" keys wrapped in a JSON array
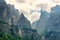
[
  {"x1": 0, "y1": 0, "x2": 40, "y2": 40},
  {"x1": 18, "y1": 13, "x2": 31, "y2": 29},
  {"x1": 21, "y1": 28, "x2": 40, "y2": 40},
  {"x1": 45, "y1": 31, "x2": 60, "y2": 40},
  {"x1": 45, "y1": 5, "x2": 60, "y2": 40},
  {"x1": 46, "y1": 5, "x2": 60, "y2": 32},
  {"x1": 32, "y1": 20, "x2": 38, "y2": 29},
  {"x1": 0, "y1": 0, "x2": 20, "y2": 35},
  {"x1": 32, "y1": 9, "x2": 49, "y2": 35}
]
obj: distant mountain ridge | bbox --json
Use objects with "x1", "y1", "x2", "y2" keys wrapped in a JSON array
[
  {"x1": 46, "y1": 5, "x2": 60, "y2": 32},
  {"x1": 32, "y1": 9, "x2": 49, "y2": 34}
]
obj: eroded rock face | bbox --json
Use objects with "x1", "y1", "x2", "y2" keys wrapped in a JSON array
[
  {"x1": 0, "y1": 0, "x2": 8, "y2": 32},
  {"x1": 0, "y1": 0, "x2": 32, "y2": 36},
  {"x1": 0, "y1": 0, "x2": 20, "y2": 35},
  {"x1": 21, "y1": 28, "x2": 40, "y2": 40},
  {"x1": 32, "y1": 20, "x2": 38, "y2": 29},
  {"x1": 45, "y1": 5, "x2": 60, "y2": 40},
  {"x1": 0, "y1": 0, "x2": 7, "y2": 19},
  {"x1": 45, "y1": 31, "x2": 60, "y2": 40},
  {"x1": 46, "y1": 5, "x2": 60, "y2": 32},
  {"x1": 18, "y1": 13, "x2": 31, "y2": 29},
  {"x1": 32, "y1": 9, "x2": 49, "y2": 34}
]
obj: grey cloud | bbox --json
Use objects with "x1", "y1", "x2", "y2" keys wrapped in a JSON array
[
  {"x1": 16, "y1": 0, "x2": 25, "y2": 3},
  {"x1": 52, "y1": 0, "x2": 60, "y2": 3}
]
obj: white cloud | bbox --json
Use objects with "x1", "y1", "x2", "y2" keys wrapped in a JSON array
[
  {"x1": 52, "y1": 0, "x2": 60, "y2": 3},
  {"x1": 30, "y1": 12, "x2": 40, "y2": 23},
  {"x1": 5, "y1": 0, "x2": 60, "y2": 23}
]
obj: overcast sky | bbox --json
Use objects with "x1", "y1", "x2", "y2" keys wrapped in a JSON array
[{"x1": 5, "y1": 0, "x2": 60, "y2": 23}]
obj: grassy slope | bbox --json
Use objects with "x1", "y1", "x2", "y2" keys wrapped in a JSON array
[{"x1": 0, "y1": 32, "x2": 22, "y2": 40}]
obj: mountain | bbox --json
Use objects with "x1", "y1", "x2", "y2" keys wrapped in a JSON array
[
  {"x1": 21, "y1": 28, "x2": 40, "y2": 40},
  {"x1": 44, "y1": 31, "x2": 60, "y2": 40},
  {"x1": 7, "y1": 4, "x2": 19, "y2": 25},
  {"x1": 32, "y1": 9, "x2": 49, "y2": 34},
  {"x1": 17, "y1": 13, "x2": 41, "y2": 40},
  {"x1": 46, "y1": 5, "x2": 60, "y2": 32},
  {"x1": 7, "y1": 4, "x2": 20, "y2": 35},
  {"x1": 18, "y1": 13, "x2": 31, "y2": 29},
  {"x1": 32, "y1": 20, "x2": 38, "y2": 29},
  {"x1": 0, "y1": 0, "x2": 20, "y2": 36},
  {"x1": 0, "y1": 0, "x2": 40, "y2": 40},
  {"x1": 0, "y1": 0, "x2": 8, "y2": 32},
  {"x1": 0, "y1": 0, "x2": 7, "y2": 19},
  {"x1": 0, "y1": 0, "x2": 5, "y2": 2},
  {"x1": 44, "y1": 5, "x2": 60, "y2": 40}
]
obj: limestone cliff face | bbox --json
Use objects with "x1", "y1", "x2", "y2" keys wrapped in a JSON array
[
  {"x1": 0, "y1": 0, "x2": 32, "y2": 36},
  {"x1": 32, "y1": 9, "x2": 49, "y2": 34},
  {"x1": 6, "y1": 4, "x2": 20, "y2": 35},
  {"x1": 21, "y1": 28, "x2": 40, "y2": 40},
  {"x1": 17, "y1": 14, "x2": 41, "y2": 40},
  {"x1": 0, "y1": 0, "x2": 8, "y2": 32},
  {"x1": 0, "y1": 0, "x2": 40, "y2": 40},
  {"x1": 0, "y1": 0, "x2": 7, "y2": 19},
  {"x1": 18, "y1": 13, "x2": 31, "y2": 29},
  {"x1": 44, "y1": 5, "x2": 60, "y2": 40},
  {"x1": 0, "y1": 0, "x2": 19, "y2": 35},
  {"x1": 46, "y1": 5, "x2": 60, "y2": 32}
]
